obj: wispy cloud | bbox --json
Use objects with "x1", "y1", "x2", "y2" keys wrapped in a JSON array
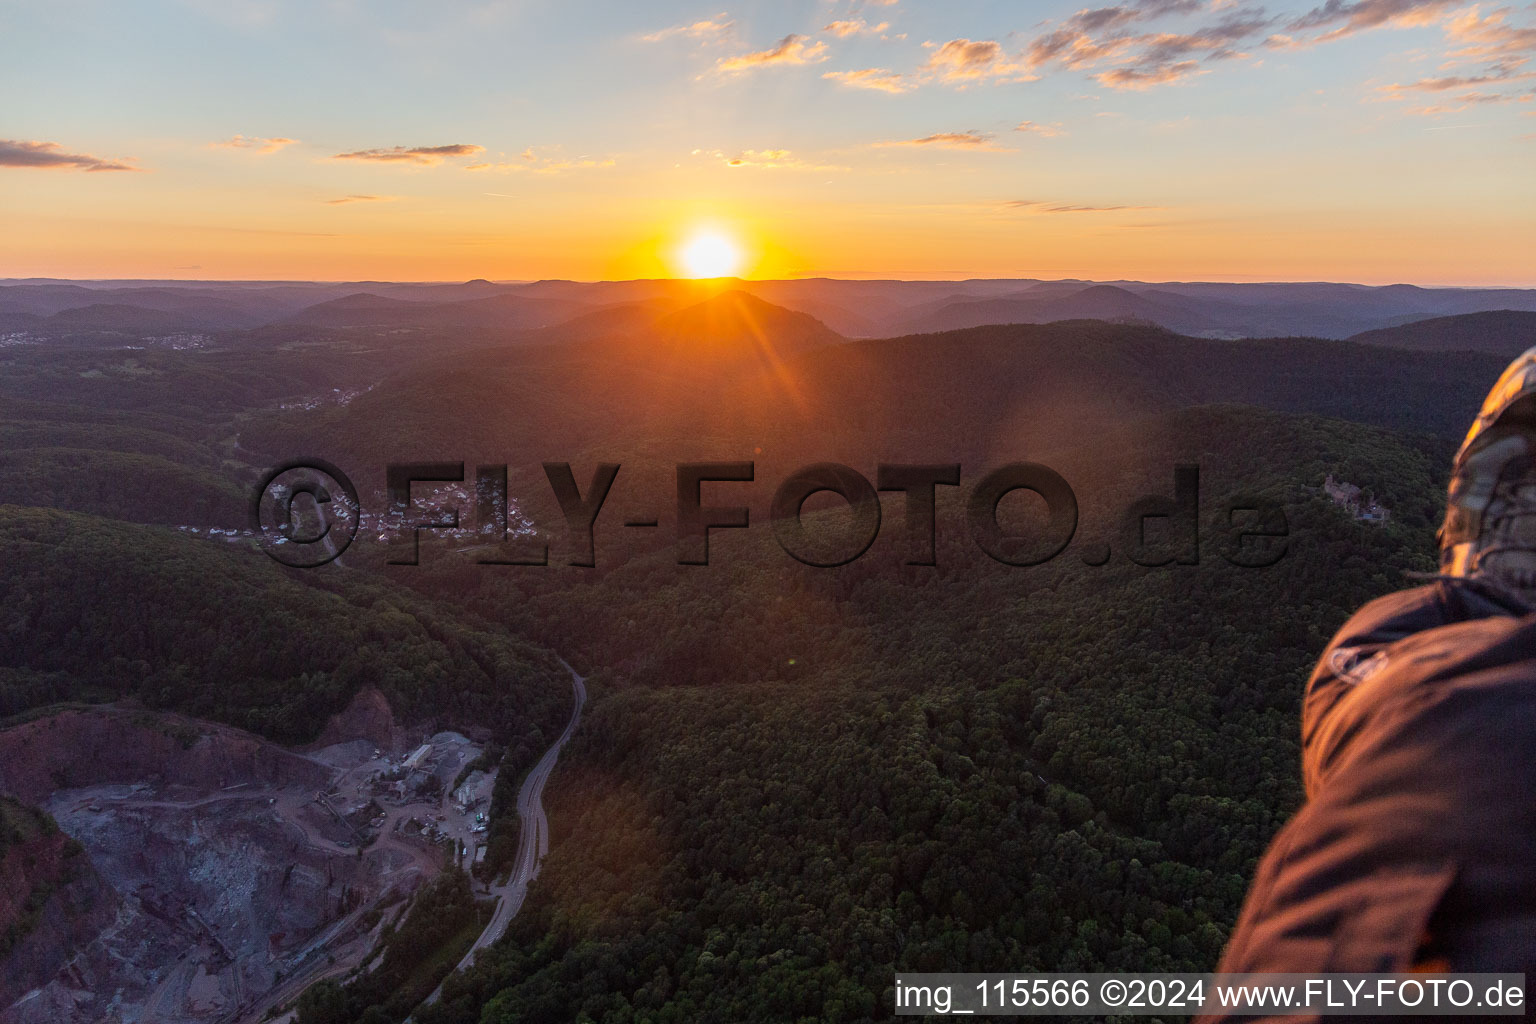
[
  {"x1": 877, "y1": 129, "x2": 1013, "y2": 151},
  {"x1": 1383, "y1": 70, "x2": 1531, "y2": 93},
  {"x1": 1287, "y1": 0, "x2": 1456, "y2": 43},
  {"x1": 1378, "y1": 5, "x2": 1536, "y2": 114},
  {"x1": 211, "y1": 134, "x2": 296, "y2": 154},
  {"x1": 331, "y1": 143, "x2": 484, "y2": 165},
  {"x1": 466, "y1": 147, "x2": 616, "y2": 174},
  {"x1": 824, "y1": 19, "x2": 889, "y2": 38},
  {"x1": 1014, "y1": 120, "x2": 1064, "y2": 136},
  {"x1": 1044, "y1": 203, "x2": 1157, "y2": 212},
  {"x1": 1024, "y1": 4, "x2": 1271, "y2": 91},
  {"x1": 325, "y1": 194, "x2": 398, "y2": 204},
  {"x1": 642, "y1": 13, "x2": 734, "y2": 43},
  {"x1": 727, "y1": 147, "x2": 789, "y2": 163},
  {"x1": 707, "y1": 147, "x2": 849, "y2": 171},
  {"x1": 922, "y1": 38, "x2": 1037, "y2": 83},
  {"x1": 1403, "y1": 89, "x2": 1534, "y2": 114},
  {"x1": 829, "y1": 6, "x2": 1258, "y2": 96},
  {"x1": 1002, "y1": 199, "x2": 1161, "y2": 212},
  {"x1": 0, "y1": 138, "x2": 137, "y2": 172},
  {"x1": 822, "y1": 67, "x2": 912, "y2": 93},
  {"x1": 1445, "y1": 4, "x2": 1536, "y2": 63},
  {"x1": 1026, "y1": 1, "x2": 1203, "y2": 67},
  {"x1": 716, "y1": 34, "x2": 828, "y2": 73},
  {"x1": 1097, "y1": 59, "x2": 1207, "y2": 88}
]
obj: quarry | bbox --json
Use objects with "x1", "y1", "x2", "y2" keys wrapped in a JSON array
[{"x1": 0, "y1": 693, "x2": 497, "y2": 1024}]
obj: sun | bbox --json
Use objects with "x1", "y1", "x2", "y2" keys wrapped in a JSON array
[{"x1": 676, "y1": 230, "x2": 743, "y2": 279}]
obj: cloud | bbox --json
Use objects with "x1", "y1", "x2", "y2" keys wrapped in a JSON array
[
  {"x1": 1288, "y1": 0, "x2": 1456, "y2": 42},
  {"x1": 1446, "y1": 89, "x2": 1525, "y2": 101},
  {"x1": 1025, "y1": 7, "x2": 1275, "y2": 90},
  {"x1": 1136, "y1": 13, "x2": 1274, "y2": 61},
  {"x1": 331, "y1": 143, "x2": 484, "y2": 165},
  {"x1": 837, "y1": 7, "x2": 1228, "y2": 96},
  {"x1": 326, "y1": 194, "x2": 398, "y2": 204},
  {"x1": 1001, "y1": 199, "x2": 1160, "y2": 212},
  {"x1": 1096, "y1": 59, "x2": 1206, "y2": 88},
  {"x1": 823, "y1": 19, "x2": 889, "y2": 37},
  {"x1": 1014, "y1": 120, "x2": 1064, "y2": 136},
  {"x1": 877, "y1": 130, "x2": 1013, "y2": 150},
  {"x1": 0, "y1": 138, "x2": 137, "y2": 172},
  {"x1": 826, "y1": 38, "x2": 1039, "y2": 92},
  {"x1": 922, "y1": 38, "x2": 1037, "y2": 83},
  {"x1": 713, "y1": 147, "x2": 849, "y2": 170},
  {"x1": 466, "y1": 148, "x2": 616, "y2": 174},
  {"x1": 643, "y1": 13, "x2": 734, "y2": 43},
  {"x1": 1403, "y1": 88, "x2": 1534, "y2": 114},
  {"x1": 1042, "y1": 203, "x2": 1154, "y2": 212},
  {"x1": 1377, "y1": 7, "x2": 1536, "y2": 113},
  {"x1": 1141, "y1": 0, "x2": 1205, "y2": 14},
  {"x1": 730, "y1": 148, "x2": 789, "y2": 163},
  {"x1": 1026, "y1": 0, "x2": 1205, "y2": 67},
  {"x1": 1444, "y1": 5, "x2": 1536, "y2": 63},
  {"x1": 212, "y1": 134, "x2": 296, "y2": 154},
  {"x1": 1382, "y1": 68, "x2": 1535, "y2": 99},
  {"x1": 1385, "y1": 72, "x2": 1513, "y2": 91},
  {"x1": 1028, "y1": 29, "x2": 1136, "y2": 70},
  {"x1": 822, "y1": 67, "x2": 912, "y2": 92},
  {"x1": 715, "y1": 34, "x2": 828, "y2": 73}
]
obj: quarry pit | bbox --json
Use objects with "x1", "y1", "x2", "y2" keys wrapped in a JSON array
[{"x1": 0, "y1": 693, "x2": 496, "y2": 1024}]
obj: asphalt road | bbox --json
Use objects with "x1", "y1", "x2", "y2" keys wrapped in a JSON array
[{"x1": 419, "y1": 660, "x2": 587, "y2": 1007}]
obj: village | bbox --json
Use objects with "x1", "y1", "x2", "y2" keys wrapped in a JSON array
[{"x1": 178, "y1": 477, "x2": 538, "y2": 550}]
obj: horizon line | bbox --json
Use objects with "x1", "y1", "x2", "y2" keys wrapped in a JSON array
[{"x1": 4, "y1": 274, "x2": 1536, "y2": 290}]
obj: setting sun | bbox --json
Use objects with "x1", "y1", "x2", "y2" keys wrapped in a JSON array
[{"x1": 676, "y1": 230, "x2": 743, "y2": 279}]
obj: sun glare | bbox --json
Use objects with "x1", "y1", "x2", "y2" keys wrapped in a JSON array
[{"x1": 676, "y1": 230, "x2": 743, "y2": 279}]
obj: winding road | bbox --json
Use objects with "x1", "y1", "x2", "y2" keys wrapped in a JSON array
[{"x1": 419, "y1": 660, "x2": 586, "y2": 1007}]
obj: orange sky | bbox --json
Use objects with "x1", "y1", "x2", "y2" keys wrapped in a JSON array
[{"x1": 4, "y1": 0, "x2": 1534, "y2": 284}]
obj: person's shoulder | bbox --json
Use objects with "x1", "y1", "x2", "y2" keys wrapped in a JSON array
[{"x1": 1330, "y1": 584, "x2": 1453, "y2": 651}]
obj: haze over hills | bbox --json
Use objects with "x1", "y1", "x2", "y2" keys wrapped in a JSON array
[
  {"x1": 241, "y1": 311, "x2": 1502, "y2": 512},
  {"x1": 6, "y1": 277, "x2": 1536, "y2": 342},
  {"x1": 280, "y1": 291, "x2": 590, "y2": 331},
  {"x1": 0, "y1": 278, "x2": 1529, "y2": 1024}
]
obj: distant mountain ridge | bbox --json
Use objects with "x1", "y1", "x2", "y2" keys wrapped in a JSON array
[
  {"x1": 3, "y1": 276, "x2": 1535, "y2": 340},
  {"x1": 280, "y1": 291, "x2": 586, "y2": 330},
  {"x1": 891, "y1": 284, "x2": 1222, "y2": 336}
]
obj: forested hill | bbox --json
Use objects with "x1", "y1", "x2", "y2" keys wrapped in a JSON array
[
  {"x1": 0, "y1": 290, "x2": 1502, "y2": 1023},
  {"x1": 367, "y1": 404, "x2": 1454, "y2": 1024},
  {"x1": 1347, "y1": 310, "x2": 1536, "y2": 356},
  {"x1": 0, "y1": 505, "x2": 571, "y2": 759},
  {"x1": 243, "y1": 319, "x2": 1499, "y2": 523}
]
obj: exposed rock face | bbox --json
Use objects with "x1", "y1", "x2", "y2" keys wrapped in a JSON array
[
  {"x1": 0, "y1": 706, "x2": 433, "y2": 1023},
  {"x1": 0, "y1": 803, "x2": 117, "y2": 1011},
  {"x1": 309, "y1": 688, "x2": 404, "y2": 753},
  {"x1": 4, "y1": 795, "x2": 401, "y2": 1024},
  {"x1": 0, "y1": 709, "x2": 331, "y2": 806}
]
